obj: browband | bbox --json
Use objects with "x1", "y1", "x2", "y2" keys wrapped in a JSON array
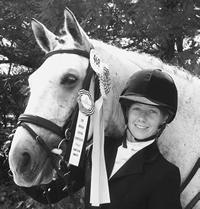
[{"x1": 45, "y1": 49, "x2": 90, "y2": 60}]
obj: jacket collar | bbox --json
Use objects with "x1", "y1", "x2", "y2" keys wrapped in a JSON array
[{"x1": 108, "y1": 141, "x2": 160, "y2": 180}]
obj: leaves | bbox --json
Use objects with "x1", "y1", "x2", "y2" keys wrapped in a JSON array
[{"x1": 1, "y1": 0, "x2": 200, "y2": 71}]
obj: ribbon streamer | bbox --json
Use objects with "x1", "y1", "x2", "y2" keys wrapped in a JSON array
[{"x1": 90, "y1": 96, "x2": 110, "y2": 206}]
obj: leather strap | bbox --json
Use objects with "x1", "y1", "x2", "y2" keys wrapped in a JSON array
[{"x1": 18, "y1": 114, "x2": 63, "y2": 138}]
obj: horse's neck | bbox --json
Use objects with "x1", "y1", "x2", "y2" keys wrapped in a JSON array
[
  {"x1": 92, "y1": 40, "x2": 143, "y2": 137},
  {"x1": 91, "y1": 39, "x2": 165, "y2": 69}
]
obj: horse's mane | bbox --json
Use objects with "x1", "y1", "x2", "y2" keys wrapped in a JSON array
[{"x1": 91, "y1": 39, "x2": 198, "y2": 83}]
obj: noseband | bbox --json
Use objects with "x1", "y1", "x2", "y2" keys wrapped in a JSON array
[{"x1": 17, "y1": 48, "x2": 100, "y2": 208}]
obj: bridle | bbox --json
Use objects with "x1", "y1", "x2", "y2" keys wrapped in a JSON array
[{"x1": 17, "y1": 48, "x2": 100, "y2": 208}]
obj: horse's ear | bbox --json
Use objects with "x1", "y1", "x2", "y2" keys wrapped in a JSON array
[
  {"x1": 31, "y1": 18, "x2": 57, "y2": 53},
  {"x1": 64, "y1": 7, "x2": 91, "y2": 50}
]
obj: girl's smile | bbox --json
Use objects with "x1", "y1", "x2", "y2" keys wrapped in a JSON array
[{"x1": 126, "y1": 102, "x2": 167, "y2": 142}]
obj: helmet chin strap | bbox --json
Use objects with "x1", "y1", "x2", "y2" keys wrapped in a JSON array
[
  {"x1": 123, "y1": 123, "x2": 167, "y2": 147},
  {"x1": 126, "y1": 126, "x2": 156, "y2": 142}
]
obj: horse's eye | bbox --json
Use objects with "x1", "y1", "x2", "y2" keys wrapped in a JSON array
[{"x1": 60, "y1": 74, "x2": 78, "y2": 85}]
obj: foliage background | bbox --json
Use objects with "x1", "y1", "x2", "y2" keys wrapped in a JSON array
[{"x1": 0, "y1": 0, "x2": 200, "y2": 208}]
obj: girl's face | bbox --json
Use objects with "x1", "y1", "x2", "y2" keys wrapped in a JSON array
[{"x1": 126, "y1": 102, "x2": 167, "y2": 142}]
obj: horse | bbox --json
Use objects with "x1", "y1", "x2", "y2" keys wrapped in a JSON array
[{"x1": 8, "y1": 7, "x2": 200, "y2": 209}]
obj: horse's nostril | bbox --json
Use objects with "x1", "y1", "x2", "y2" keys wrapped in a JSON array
[
  {"x1": 23, "y1": 152, "x2": 31, "y2": 167},
  {"x1": 20, "y1": 152, "x2": 32, "y2": 173}
]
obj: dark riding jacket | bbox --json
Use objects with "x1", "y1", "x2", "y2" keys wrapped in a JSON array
[{"x1": 22, "y1": 136, "x2": 182, "y2": 209}]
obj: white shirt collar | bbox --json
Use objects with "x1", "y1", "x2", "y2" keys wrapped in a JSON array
[{"x1": 126, "y1": 139, "x2": 155, "y2": 152}]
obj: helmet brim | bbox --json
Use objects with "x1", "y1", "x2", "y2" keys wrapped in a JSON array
[{"x1": 119, "y1": 95, "x2": 163, "y2": 106}]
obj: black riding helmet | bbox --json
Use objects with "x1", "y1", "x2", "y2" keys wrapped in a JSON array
[{"x1": 119, "y1": 69, "x2": 178, "y2": 142}]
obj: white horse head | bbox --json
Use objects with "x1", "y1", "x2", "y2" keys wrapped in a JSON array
[
  {"x1": 8, "y1": 7, "x2": 127, "y2": 187},
  {"x1": 8, "y1": 7, "x2": 200, "y2": 209}
]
